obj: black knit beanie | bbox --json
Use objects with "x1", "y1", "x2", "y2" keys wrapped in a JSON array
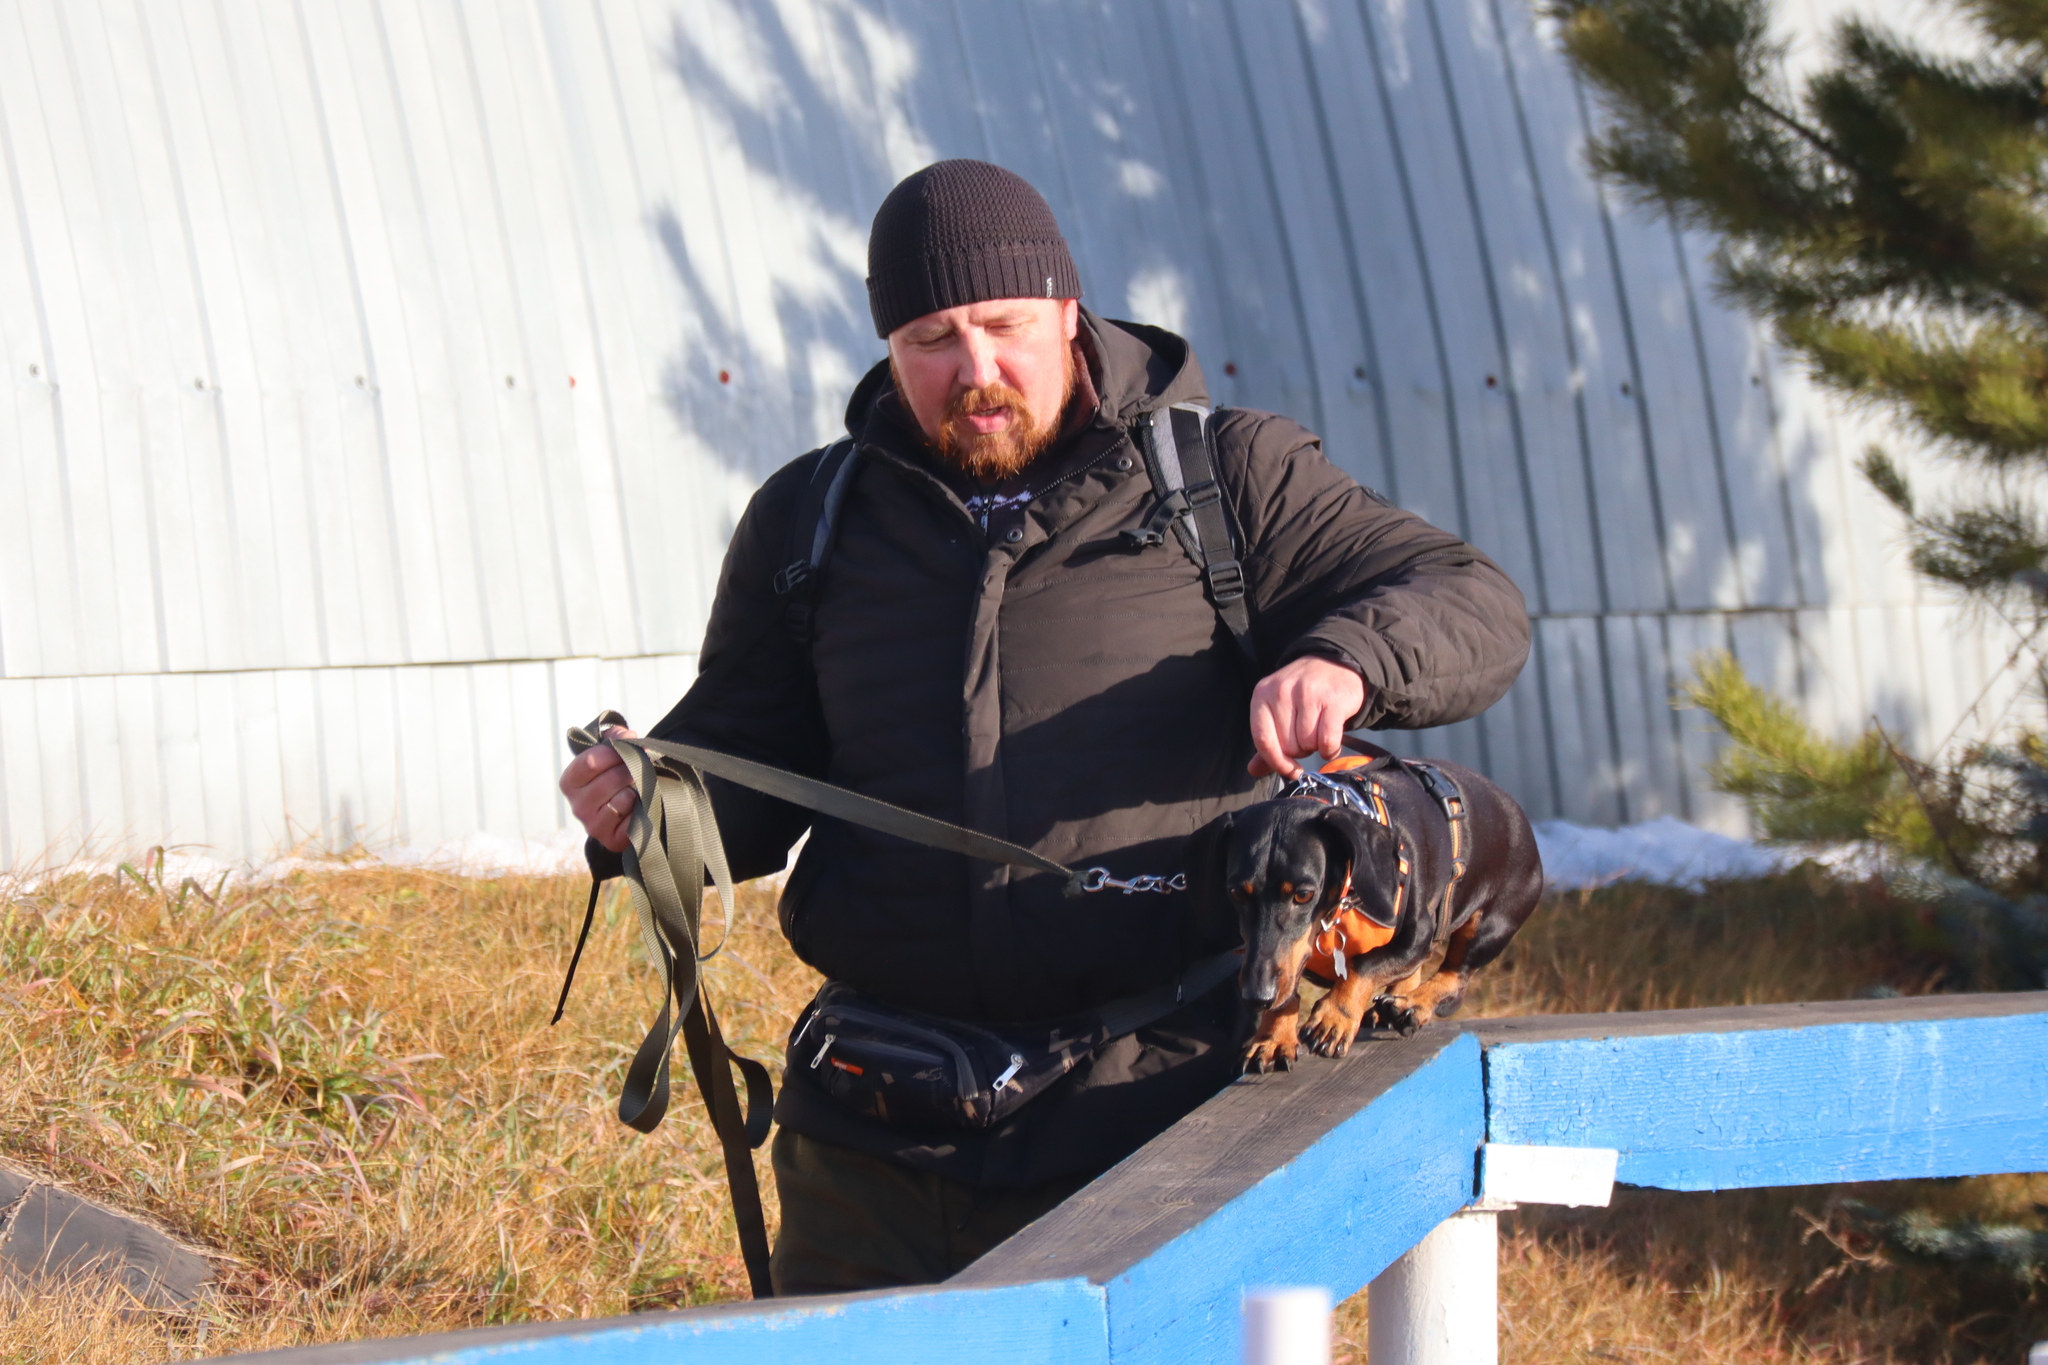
[{"x1": 866, "y1": 160, "x2": 1082, "y2": 338}]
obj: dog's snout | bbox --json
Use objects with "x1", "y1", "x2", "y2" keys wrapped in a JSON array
[{"x1": 1241, "y1": 955, "x2": 1284, "y2": 1004}]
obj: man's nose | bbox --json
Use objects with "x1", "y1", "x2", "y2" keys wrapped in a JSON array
[{"x1": 957, "y1": 329, "x2": 1003, "y2": 391}]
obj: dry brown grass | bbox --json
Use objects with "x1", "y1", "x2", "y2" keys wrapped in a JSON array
[
  {"x1": 0, "y1": 859, "x2": 818, "y2": 1361},
  {"x1": 2, "y1": 859, "x2": 2041, "y2": 1363}
]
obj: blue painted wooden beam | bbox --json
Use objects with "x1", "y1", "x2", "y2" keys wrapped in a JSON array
[
  {"x1": 1478, "y1": 994, "x2": 2048, "y2": 1190},
  {"x1": 961, "y1": 1030, "x2": 1485, "y2": 1365},
  {"x1": 209, "y1": 1278, "x2": 1106, "y2": 1365},
  {"x1": 208, "y1": 994, "x2": 2048, "y2": 1365}
]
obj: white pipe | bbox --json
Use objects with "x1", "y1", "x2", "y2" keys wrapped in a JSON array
[
  {"x1": 1367, "y1": 1207, "x2": 1501, "y2": 1365},
  {"x1": 1242, "y1": 1286, "x2": 1332, "y2": 1365}
]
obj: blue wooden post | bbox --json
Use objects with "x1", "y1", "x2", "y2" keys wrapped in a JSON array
[{"x1": 204, "y1": 995, "x2": 2048, "y2": 1365}]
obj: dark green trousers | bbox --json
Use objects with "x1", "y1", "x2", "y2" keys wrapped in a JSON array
[{"x1": 768, "y1": 1127, "x2": 1092, "y2": 1295}]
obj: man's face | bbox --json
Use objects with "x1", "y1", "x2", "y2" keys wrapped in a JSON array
[{"x1": 887, "y1": 297, "x2": 1079, "y2": 480}]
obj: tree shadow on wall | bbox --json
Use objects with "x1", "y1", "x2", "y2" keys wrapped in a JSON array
[
  {"x1": 644, "y1": 0, "x2": 1255, "y2": 485},
  {"x1": 632, "y1": 0, "x2": 1899, "y2": 832}
]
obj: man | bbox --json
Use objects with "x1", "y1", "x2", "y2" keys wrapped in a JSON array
[{"x1": 560, "y1": 160, "x2": 1528, "y2": 1293}]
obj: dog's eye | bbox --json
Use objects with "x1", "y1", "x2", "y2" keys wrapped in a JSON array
[{"x1": 1292, "y1": 889, "x2": 1316, "y2": 905}]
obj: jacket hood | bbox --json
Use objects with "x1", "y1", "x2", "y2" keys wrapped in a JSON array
[{"x1": 841, "y1": 307, "x2": 1210, "y2": 438}]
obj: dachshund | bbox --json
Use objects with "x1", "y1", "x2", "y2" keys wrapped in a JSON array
[{"x1": 1187, "y1": 744, "x2": 1543, "y2": 1072}]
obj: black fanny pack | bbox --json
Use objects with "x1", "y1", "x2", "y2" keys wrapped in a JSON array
[{"x1": 789, "y1": 949, "x2": 1242, "y2": 1131}]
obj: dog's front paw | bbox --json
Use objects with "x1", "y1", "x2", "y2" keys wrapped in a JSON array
[
  {"x1": 1242, "y1": 1034, "x2": 1297, "y2": 1074},
  {"x1": 1301, "y1": 994, "x2": 1364, "y2": 1058}
]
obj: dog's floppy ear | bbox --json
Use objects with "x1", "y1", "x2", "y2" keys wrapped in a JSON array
[
  {"x1": 1182, "y1": 810, "x2": 1234, "y2": 904},
  {"x1": 1313, "y1": 804, "x2": 1400, "y2": 927},
  {"x1": 1181, "y1": 810, "x2": 1239, "y2": 940}
]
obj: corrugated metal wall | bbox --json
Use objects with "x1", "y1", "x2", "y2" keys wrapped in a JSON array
[{"x1": 0, "y1": 0, "x2": 2008, "y2": 868}]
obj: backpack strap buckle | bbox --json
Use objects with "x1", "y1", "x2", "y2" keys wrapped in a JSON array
[
  {"x1": 1205, "y1": 558, "x2": 1247, "y2": 603},
  {"x1": 772, "y1": 561, "x2": 812, "y2": 596}
]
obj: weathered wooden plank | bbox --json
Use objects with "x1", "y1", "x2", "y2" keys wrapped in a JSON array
[
  {"x1": 958, "y1": 1032, "x2": 1482, "y2": 1365},
  {"x1": 205, "y1": 1278, "x2": 1107, "y2": 1365},
  {"x1": 1476, "y1": 992, "x2": 2048, "y2": 1042},
  {"x1": 1479, "y1": 994, "x2": 2048, "y2": 1189}
]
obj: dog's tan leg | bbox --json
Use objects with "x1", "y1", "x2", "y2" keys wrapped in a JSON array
[
  {"x1": 1299, "y1": 967, "x2": 1389, "y2": 1058},
  {"x1": 1242, "y1": 991, "x2": 1302, "y2": 1074},
  {"x1": 1380, "y1": 917, "x2": 1483, "y2": 1030}
]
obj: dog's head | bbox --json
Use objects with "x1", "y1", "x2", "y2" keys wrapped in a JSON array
[{"x1": 1188, "y1": 798, "x2": 1401, "y2": 1005}]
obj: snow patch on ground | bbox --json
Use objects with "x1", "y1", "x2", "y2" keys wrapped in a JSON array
[
  {"x1": 1, "y1": 830, "x2": 589, "y2": 896},
  {"x1": 1536, "y1": 816, "x2": 1880, "y2": 891},
  {"x1": 1536, "y1": 816, "x2": 1791, "y2": 891}
]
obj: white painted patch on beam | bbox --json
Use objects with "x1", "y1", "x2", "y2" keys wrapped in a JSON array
[{"x1": 1478, "y1": 1142, "x2": 1618, "y2": 1207}]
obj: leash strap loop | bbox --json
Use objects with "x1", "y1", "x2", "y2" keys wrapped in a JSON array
[{"x1": 563, "y1": 712, "x2": 771, "y2": 1298}]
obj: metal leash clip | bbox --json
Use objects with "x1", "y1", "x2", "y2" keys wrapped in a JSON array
[
  {"x1": 1285, "y1": 768, "x2": 1384, "y2": 823},
  {"x1": 1077, "y1": 867, "x2": 1189, "y2": 895}
]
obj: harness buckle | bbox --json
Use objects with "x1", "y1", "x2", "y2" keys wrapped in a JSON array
[
  {"x1": 773, "y1": 561, "x2": 811, "y2": 595},
  {"x1": 1205, "y1": 559, "x2": 1247, "y2": 603}
]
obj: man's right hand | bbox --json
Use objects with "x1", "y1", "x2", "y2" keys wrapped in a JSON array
[{"x1": 560, "y1": 725, "x2": 640, "y2": 853}]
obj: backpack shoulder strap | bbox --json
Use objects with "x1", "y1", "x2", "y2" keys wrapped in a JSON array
[
  {"x1": 1129, "y1": 403, "x2": 1257, "y2": 666},
  {"x1": 772, "y1": 437, "x2": 859, "y2": 642}
]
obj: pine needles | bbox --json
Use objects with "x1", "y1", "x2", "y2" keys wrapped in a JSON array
[{"x1": 1552, "y1": 0, "x2": 2048, "y2": 602}]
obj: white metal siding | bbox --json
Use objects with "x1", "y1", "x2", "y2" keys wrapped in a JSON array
[{"x1": 0, "y1": 0, "x2": 2003, "y2": 867}]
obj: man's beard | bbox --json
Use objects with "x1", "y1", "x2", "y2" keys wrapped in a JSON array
[{"x1": 896, "y1": 353, "x2": 1074, "y2": 482}]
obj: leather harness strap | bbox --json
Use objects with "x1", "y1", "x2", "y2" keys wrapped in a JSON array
[{"x1": 1294, "y1": 748, "x2": 1473, "y2": 981}]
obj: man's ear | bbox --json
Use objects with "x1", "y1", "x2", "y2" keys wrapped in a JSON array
[{"x1": 1313, "y1": 805, "x2": 1400, "y2": 927}]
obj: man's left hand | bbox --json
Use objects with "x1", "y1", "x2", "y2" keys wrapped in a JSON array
[{"x1": 1248, "y1": 656, "x2": 1369, "y2": 778}]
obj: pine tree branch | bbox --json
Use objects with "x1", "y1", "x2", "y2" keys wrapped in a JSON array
[
  {"x1": 1738, "y1": 88, "x2": 1852, "y2": 166},
  {"x1": 1873, "y1": 718, "x2": 1975, "y2": 878}
]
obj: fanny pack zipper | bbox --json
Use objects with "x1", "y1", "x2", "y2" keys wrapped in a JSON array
[{"x1": 818, "y1": 1004, "x2": 982, "y2": 1104}]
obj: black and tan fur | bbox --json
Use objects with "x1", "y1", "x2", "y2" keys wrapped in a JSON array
[{"x1": 1187, "y1": 749, "x2": 1544, "y2": 1072}]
